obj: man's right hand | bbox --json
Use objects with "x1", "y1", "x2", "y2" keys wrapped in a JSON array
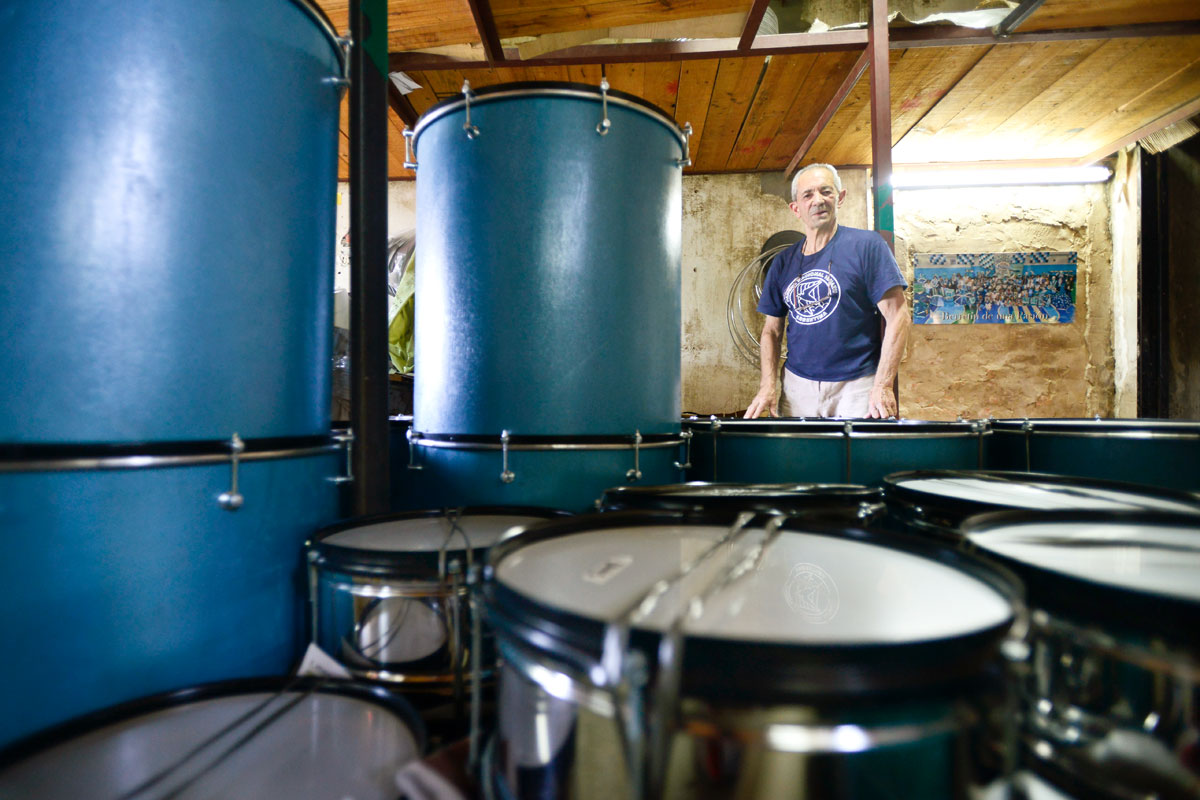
[{"x1": 744, "y1": 387, "x2": 779, "y2": 418}]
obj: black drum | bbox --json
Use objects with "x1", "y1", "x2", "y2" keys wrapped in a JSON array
[
  {"x1": 883, "y1": 470, "x2": 1200, "y2": 541},
  {"x1": 484, "y1": 511, "x2": 1020, "y2": 799},
  {"x1": 307, "y1": 507, "x2": 570, "y2": 692},
  {"x1": 965, "y1": 511, "x2": 1200, "y2": 800},
  {"x1": 600, "y1": 482, "x2": 884, "y2": 524},
  {"x1": 0, "y1": 677, "x2": 424, "y2": 799}
]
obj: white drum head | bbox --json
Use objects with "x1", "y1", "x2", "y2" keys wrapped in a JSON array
[
  {"x1": 326, "y1": 513, "x2": 549, "y2": 553},
  {"x1": 0, "y1": 688, "x2": 421, "y2": 799},
  {"x1": 895, "y1": 476, "x2": 1200, "y2": 515},
  {"x1": 968, "y1": 520, "x2": 1200, "y2": 602},
  {"x1": 496, "y1": 524, "x2": 1012, "y2": 644}
]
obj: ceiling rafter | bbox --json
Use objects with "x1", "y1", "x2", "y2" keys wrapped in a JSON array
[
  {"x1": 389, "y1": 21, "x2": 1200, "y2": 72},
  {"x1": 387, "y1": 81, "x2": 419, "y2": 127},
  {"x1": 785, "y1": 49, "x2": 869, "y2": 177},
  {"x1": 1077, "y1": 95, "x2": 1200, "y2": 165},
  {"x1": 738, "y1": 0, "x2": 772, "y2": 52},
  {"x1": 465, "y1": 0, "x2": 504, "y2": 65},
  {"x1": 996, "y1": 0, "x2": 1047, "y2": 37}
]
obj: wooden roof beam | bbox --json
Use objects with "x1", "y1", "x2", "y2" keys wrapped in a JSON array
[
  {"x1": 387, "y1": 81, "x2": 419, "y2": 128},
  {"x1": 738, "y1": 0, "x2": 772, "y2": 52},
  {"x1": 390, "y1": 21, "x2": 1200, "y2": 71},
  {"x1": 995, "y1": 0, "x2": 1046, "y2": 37},
  {"x1": 465, "y1": 0, "x2": 504, "y2": 65},
  {"x1": 1075, "y1": 97, "x2": 1200, "y2": 166},
  {"x1": 784, "y1": 49, "x2": 869, "y2": 178}
]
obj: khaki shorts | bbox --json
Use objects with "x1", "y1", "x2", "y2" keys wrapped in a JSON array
[{"x1": 779, "y1": 369, "x2": 874, "y2": 418}]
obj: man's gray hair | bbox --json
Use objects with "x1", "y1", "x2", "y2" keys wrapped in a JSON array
[{"x1": 790, "y1": 163, "x2": 842, "y2": 202}]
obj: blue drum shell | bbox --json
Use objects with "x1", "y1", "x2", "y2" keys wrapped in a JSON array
[
  {"x1": 393, "y1": 441, "x2": 687, "y2": 513},
  {"x1": 413, "y1": 84, "x2": 684, "y2": 435},
  {"x1": 0, "y1": 444, "x2": 343, "y2": 747},
  {"x1": 0, "y1": 1, "x2": 344, "y2": 443}
]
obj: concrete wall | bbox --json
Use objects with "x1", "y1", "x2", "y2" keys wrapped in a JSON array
[{"x1": 353, "y1": 173, "x2": 1120, "y2": 421}]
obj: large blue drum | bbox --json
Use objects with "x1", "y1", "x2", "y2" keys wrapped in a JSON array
[
  {"x1": 410, "y1": 82, "x2": 686, "y2": 436},
  {"x1": 0, "y1": 439, "x2": 345, "y2": 747},
  {"x1": 988, "y1": 419, "x2": 1200, "y2": 491},
  {"x1": 684, "y1": 418, "x2": 988, "y2": 486},
  {"x1": 0, "y1": 0, "x2": 346, "y2": 443}
]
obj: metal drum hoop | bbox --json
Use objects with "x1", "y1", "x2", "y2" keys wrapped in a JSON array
[
  {"x1": 289, "y1": 0, "x2": 350, "y2": 80},
  {"x1": 412, "y1": 81, "x2": 689, "y2": 154}
]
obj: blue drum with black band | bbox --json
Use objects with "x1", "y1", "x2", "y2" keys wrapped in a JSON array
[
  {"x1": 988, "y1": 418, "x2": 1200, "y2": 492},
  {"x1": 0, "y1": 677, "x2": 424, "y2": 800},
  {"x1": 0, "y1": 438, "x2": 346, "y2": 748},
  {"x1": 883, "y1": 469, "x2": 1200, "y2": 541},
  {"x1": 684, "y1": 418, "x2": 989, "y2": 486},
  {"x1": 483, "y1": 511, "x2": 1020, "y2": 800},
  {"x1": 393, "y1": 431, "x2": 689, "y2": 512},
  {"x1": 308, "y1": 506, "x2": 570, "y2": 693},
  {"x1": 964, "y1": 511, "x2": 1200, "y2": 800},
  {"x1": 0, "y1": 0, "x2": 346, "y2": 443}
]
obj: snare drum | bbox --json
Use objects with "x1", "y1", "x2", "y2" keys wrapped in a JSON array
[
  {"x1": 884, "y1": 470, "x2": 1200, "y2": 541},
  {"x1": 0, "y1": 677, "x2": 423, "y2": 800},
  {"x1": 683, "y1": 418, "x2": 989, "y2": 486},
  {"x1": 307, "y1": 507, "x2": 570, "y2": 690},
  {"x1": 600, "y1": 482, "x2": 884, "y2": 524},
  {"x1": 484, "y1": 512, "x2": 1019, "y2": 799},
  {"x1": 965, "y1": 511, "x2": 1200, "y2": 800},
  {"x1": 988, "y1": 419, "x2": 1200, "y2": 491}
]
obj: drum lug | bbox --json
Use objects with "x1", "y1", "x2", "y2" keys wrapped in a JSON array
[
  {"x1": 500, "y1": 429, "x2": 515, "y2": 483},
  {"x1": 406, "y1": 427, "x2": 424, "y2": 470},
  {"x1": 403, "y1": 128, "x2": 417, "y2": 170},
  {"x1": 329, "y1": 429, "x2": 355, "y2": 485},
  {"x1": 673, "y1": 428, "x2": 693, "y2": 471},
  {"x1": 626, "y1": 430, "x2": 643, "y2": 482},
  {"x1": 325, "y1": 36, "x2": 352, "y2": 92},
  {"x1": 675, "y1": 122, "x2": 693, "y2": 167},
  {"x1": 461, "y1": 80, "x2": 480, "y2": 139},
  {"x1": 217, "y1": 433, "x2": 245, "y2": 511},
  {"x1": 596, "y1": 78, "x2": 612, "y2": 136}
]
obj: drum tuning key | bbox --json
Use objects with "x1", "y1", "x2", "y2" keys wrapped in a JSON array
[
  {"x1": 461, "y1": 80, "x2": 480, "y2": 139},
  {"x1": 325, "y1": 36, "x2": 352, "y2": 90},
  {"x1": 627, "y1": 430, "x2": 643, "y2": 482},
  {"x1": 673, "y1": 429, "x2": 693, "y2": 471},
  {"x1": 500, "y1": 429, "x2": 515, "y2": 483},
  {"x1": 676, "y1": 122, "x2": 693, "y2": 167},
  {"x1": 218, "y1": 433, "x2": 245, "y2": 511},
  {"x1": 596, "y1": 78, "x2": 612, "y2": 136},
  {"x1": 329, "y1": 428, "x2": 355, "y2": 485}
]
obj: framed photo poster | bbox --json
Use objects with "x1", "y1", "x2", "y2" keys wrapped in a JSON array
[{"x1": 912, "y1": 252, "x2": 1077, "y2": 325}]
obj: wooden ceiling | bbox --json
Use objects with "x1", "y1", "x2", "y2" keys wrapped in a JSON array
[{"x1": 317, "y1": 0, "x2": 1200, "y2": 179}]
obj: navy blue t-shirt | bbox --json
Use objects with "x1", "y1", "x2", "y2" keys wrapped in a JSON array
[{"x1": 757, "y1": 226, "x2": 906, "y2": 382}]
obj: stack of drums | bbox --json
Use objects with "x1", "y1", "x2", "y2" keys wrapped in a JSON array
[
  {"x1": 964, "y1": 511, "x2": 1200, "y2": 800},
  {"x1": 0, "y1": 0, "x2": 349, "y2": 749},
  {"x1": 396, "y1": 82, "x2": 692, "y2": 513},
  {"x1": 482, "y1": 511, "x2": 1021, "y2": 799},
  {"x1": 683, "y1": 417, "x2": 989, "y2": 486},
  {"x1": 988, "y1": 418, "x2": 1200, "y2": 492}
]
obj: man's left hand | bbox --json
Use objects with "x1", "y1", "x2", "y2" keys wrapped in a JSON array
[{"x1": 867, "y1": 384, "x2": 897, "y2": 419}]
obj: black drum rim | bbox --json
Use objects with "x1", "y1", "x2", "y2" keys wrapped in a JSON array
[
  {"x1": 963, "y1": 508, "x2": 1200, "y2": 646},
  {"x1": 681, "y1": 418, "x2": 989, "y2": 436},
  {"x1": 0, "y1": 676, "x2": 427, "y2": 772},
  {"x1": 412, "y1": 80, "x2": 687, "y2": 150},
  {"x1": 989, "y1": 417, "x2": 1200, "y2": 438},
  {"x1": 600, "y1": 481, "x2": 884, "y2": 515},
  {"x1": 882, "y1": 469, "x2": 1200, "y2": 534},
  {"x1": 309, "y1": 505, "x2": 573, "y2": 573},
  {"x1": 484, "y1": 509, "x2": 1022, "y2": 703}
]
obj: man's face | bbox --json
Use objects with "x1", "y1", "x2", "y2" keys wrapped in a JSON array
[{"x1": 789, "y1": 169, "x2": 845, "y2": 230}]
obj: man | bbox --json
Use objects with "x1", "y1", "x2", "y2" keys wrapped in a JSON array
[{"x1": 744, "y1": 164, "x2": 909, "y2": 419}]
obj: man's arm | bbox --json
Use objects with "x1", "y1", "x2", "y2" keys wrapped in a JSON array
[
  {"x1": 744, "y1": 315, "x2": 786, "y2": 418},
  {"x1": 868, "y1": 286, "x2": 910, "y2": 418}
]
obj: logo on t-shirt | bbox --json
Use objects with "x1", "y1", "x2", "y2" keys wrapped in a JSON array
[{"x1": 784, "y1": 270, "x2": 841, "y2": 325}]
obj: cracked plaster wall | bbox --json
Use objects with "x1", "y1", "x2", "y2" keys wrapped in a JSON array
[{"x1": 893, "y1": 183, "x2": 1115, "y2": 420}]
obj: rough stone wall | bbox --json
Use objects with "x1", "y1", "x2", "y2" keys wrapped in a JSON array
[{"x1": 893, "y1": 183, "x2": 1115, "y2": 420}]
